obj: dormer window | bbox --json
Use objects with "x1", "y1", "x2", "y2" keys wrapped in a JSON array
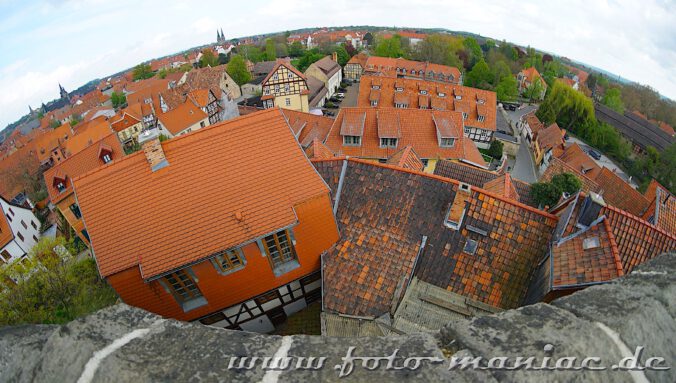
[
  {"x1": 455, "y1": 95, "x2": 462, "y2": 100},
  {"x1": 420, "y1": 90, "x2": 427, "y2": 95},
  {"x1": 440, "y1": 138, "x2": 455, "y2": 148},
  {"x1": 444, "y1": 183, "x2": 471, "y2": 230},
  {"x1": 438, "y1": 92, "x2": 445, "y2": 97},
  {"x1": 371, "y1": 85, "x2": 380, "y2": 90},
  {"x1": 343, "y1": 135, "x2": 361, "y2": 146},
  {"x1": 395, "y1": 87, "x2": 403, "y2": 92},
  {"x1": 478, "y1": 115, "x2": 485, "y2": 122},
  {"x1": 102, "y1": 153, "x2": 112, "y2": 163},
  {"x1": 380, "y1": 138, "x2": 397, "y2": 148},
  {"x1": 56, "y1": 182, "x2": 66, "y2": 193},
  {"x1": 462, "y1": 112, "x2": 468, "y2": 120},
  {"x1": 371, "y1": 100, "x2": 378, "y2": 107}
]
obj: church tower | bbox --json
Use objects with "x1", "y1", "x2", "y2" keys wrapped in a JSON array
[{"x1": 59, "y1": 83, "x2": 70, "y2": 102}]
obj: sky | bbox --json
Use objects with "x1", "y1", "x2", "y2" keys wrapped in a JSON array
[{"x1": 0, "y1": 0, "x2": 674, "y2": 128}]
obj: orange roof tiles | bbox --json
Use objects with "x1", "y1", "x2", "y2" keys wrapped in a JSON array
[
  {"x1": 280, "y1": 109, "x2": 335, "y2": 148},
  {"x1": 157, "y1": 101, "x2": 207, "y2": 136},
  {"x1": 63, "y1": 116, "x2": 113, "y2": 157},
  {"x1": 346, "y1": 52, "x2": 369, "y2": 68},
  {"x1": 376, "y1": 111, "x2": 401, "y2": 138},
  {"x1": 0, "y1": 204, "x2": 13, "y2": 249},
  {"x1": 642, "y1": 180, "x2": 675, "y2": 235},
  {"x1": 364, "y1": 57, "x2": 461, "y2": 84},
  {"x1": 558, "y1": 143, "x2": 601, "y2": 179},
  {"x1": 326, "y1": 107, "x2": 487, "y2": 167},
  {"x1": 358, "y1": 76, "x2": 497, "y2": 132},
  {"x1": 304, "y1": 138, "x2": 335, "y2": 160},
  {"x1": 43, "y1": 134, "x2": 124, "y2": 205},
  {"x1": 386, "y1": 145, "x2": 424, "y2": 171},
  {"x1": 0, "y1": 144, "x2": 40, "y2": 200},
  {"x1": 541, "y1": 156, "x2": 601, "y2": 195},
  {"x1": 520, "y1": 67, "x2": 545, "y2": 86},
  {"x1": 594, "y1": 167, "x2": 649, "y2": 217},
  {"x1": 111, "y1": 111, "x2": 141, "y2": 133},
  {"x1": 483, "y1": 174, "x2": 520, "y2": 201},
  {"x1": 536, "y1": 123, "x2": 565, "y2": 154},
  {"x1": 73, "y1": 109, "x2": 330, "y2": 279}
]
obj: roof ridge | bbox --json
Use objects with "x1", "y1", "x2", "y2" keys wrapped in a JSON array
[
  {"x1": 604, "y1": 204, "x2": 676, "y2": 241},
  {"x1": 602, "y1": 217, "x2": 624, "y2": 277},
  {"x1": 347, "y1": 157, "x2": 558, "y2": 220},
  {"x1": 44, "y1": 133, "x2": 118, "y2": 176}
]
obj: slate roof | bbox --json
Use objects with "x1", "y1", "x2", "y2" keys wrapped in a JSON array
[
  {"x1": 74, "y1": 109, "x2": 329, "y2": 279},
  {"x1": 325, "y1": 108, "x2": 487, "y2": 167},
  {"x1": 358, "y1": 76, "x2": 497, "y2": 132},
  {"x1": 595, "y1": 103, "x2": 674, "y2": 152},
  {"x1": 252, "y1": 61, "x2": 278, "y2": 76},
  {"x1": 43, "y1": 134, "x2": 123, "y2": 205},
  {"x1": 318, "y1": 159, "x2": 558, "y2": 317},
  {"x1": 433, "y1": 160, "x2": 535, "y2": 206}
]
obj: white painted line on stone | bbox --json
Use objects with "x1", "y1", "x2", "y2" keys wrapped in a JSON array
[
  {"x1": 595, "y1": 322, "x2": 649, "y2": 383},
  {"x1": 77, "y1": 320, "x2": 164, "y2": 383},
  {"x1": 260, "y1": 336, "x2": 294, "y2": 383}
]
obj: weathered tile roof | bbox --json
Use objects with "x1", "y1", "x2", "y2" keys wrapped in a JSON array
[
  {"x1": 364, "y1": 57, "x2": 461, "y2": 83},
  {"x1": 536, "y1": 123, "x2": 565, "y2": 154},
  {"x1": 74, "y1": 109, "x2": 329, "y2": 279},
  {"x1": 433, "y1": 160, "x2": 534, "y2": 206},
  {"x1": 346, "y1": 52, "x2": 368, "y2": 69},
  {"x1": 540, "y1": 156, "x2": 601, "y2": 194},
  {"x1": 63, "y1": 116, "x2": 113, "y2": 157},
  {"x1": 643, "y1": 180, "x2": 675, "y2": 235},
  {"x1": 358, "y1": 76, "x2": 497, "y2": 132},
  {"x1": 304, "y1": 138, "x2": 335, "y2": 160},
  {"x1": 309, "y1": 56, "x2": 341, "y2": 78},
  {"x1": 280, "y1": 109, "x2": 334, "y2": 148},
  {"x1": 594, "y1": 167, "x2": 649, "y2": 217},
  {"x1": 325, "y1": 107, "x2": 487, "y2": 167},
  {"x1": 557, "y1": 143, "x2": 602, "y2": 179},
  {"x1": 519, "y1": 67, "x2": 546, "y2": 88},
  {"x1": 318, "y1": 159, "x2": 557, "y2": 317},
  {"x1": 43, "y1": 134, "x2": 123, "y2": 205}
]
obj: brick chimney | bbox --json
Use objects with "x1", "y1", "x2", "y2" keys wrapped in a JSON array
[
  {"x1": 331, "y1": 52, "x2": 338, "y2": 62},
  {"x1": 138, "y1": 129, "x2": 169, "y2": 172}
]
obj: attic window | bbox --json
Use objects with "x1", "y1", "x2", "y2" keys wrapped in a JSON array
[
  {"x1": 343, "y1": 135, "x2": 361, "y2": 146},
  {"x1": 56, "y1": 181, "x2": 67, "y2": 193},
  {"x1": 372, "y1": 85, "x2": 380, "y2": 90},
  {"x1": 459, "y1": 183, "x2": 471, "y2": 193},
  {"x1": 463, "y1": 239, "x2": 478, "y2": 255},
  {"x1": 380, "y1": 138, "x2": 397, "y2": 148},
  {"x1": 420, "y1": 90, "x2": 428, "y2": 95},
  {"x1": 440, "y1": 138, "x2": 455, "y2": 148},
  {"x1": 101, "y1": 153, "x2": 112, "y2": 164},
  {"x1": 583, "y1": 236, "x2": 600, "y2": 250},
  {"x1": 478, "y1": 115, "x2": 485, "y2": 122},
  {"x1": 462, "y1": 112, "x2": 468, "y2": 120},
  {"x1": 438, "y1": 92, "x2": 445, "y2": 97},
  {"x1": 395, "y1": 87, "x2": 403, "y2": 92}
]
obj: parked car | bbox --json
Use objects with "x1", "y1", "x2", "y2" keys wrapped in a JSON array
[
  {"x1": 588, "y1": 149, "x2": 602, "y2": 160},
  {"x1": 335, "y1": 93, "x2": 345, "y2": 98},
  {"x1": 502, "y1": 103, "x2": 518, "y2": 111}
]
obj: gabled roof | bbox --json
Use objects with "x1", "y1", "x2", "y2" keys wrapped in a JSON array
[
  {"x1": 519, "y1": 67, "x2": 545, "y2": 87},
  {"x1": 315, "y1": 159, "x2": 557, "y2": 316},
  {"x1": 157, "y1": 101, "x2": 208, "y2": 135},
  {"x1": 346, "y1": 52, "x2": 369, "y2": 68},
  {"x1": 304, "y1": 138, "x2": 335, "y2": 160},
  {"x1": 326, "y1": 107, "x2": 486, "y2": 167},
  {"x1": 540, "y1": 156, "x2": 601, "y2": 195},
  {"x1": 642, "y1": 180, "x2": 675, "y2": 235},
  {"x1": 558, "y1": 143, "x2": 601, "y2": 179},
  {"x1": 74, "y1": 109, "x2": 329, "y2": 279},
  {"x1": 386, "y1": 146, "x2": 424, "y2": 171},
  {"x1": 63, "y1": 116, "x2": 113, "y2": 157},
  {"x1": 280, "y1": 109, "x2": 335, "y2": 148},
  {"x1": 307, "y1": 56, "x2": 341, "y2": 78},
  {"x1": 110, "y1": 111, "x2": 142, "y2": 133},
  {"x1": 536, "y1": 123, "x2": 565, "y2": 154},
  {"x1": 594, "y1": 167, "x2": 649, "y2": 217},
  {"x1": 483, "y1": 174, "x2": 520, "y2": 201},
  {"x1": 43, "y1": 134, "x2": 124, "y2": 204},
  {"x1": 377, "y1": 111, "x2": 401, "y2": 138},
  {"x1": 262, "y1": 60, "x2": 307, "y2": 85},
  {"x1": 358, "y1": 76, "x2": 497, "y2": 132},
  {"x1": 595, "y1": 103, "x2": 674, "y2": 152}
]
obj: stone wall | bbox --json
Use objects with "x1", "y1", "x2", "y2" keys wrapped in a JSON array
[{"x1": 0, "y1": 253, "x2": 673, "y2": 382}]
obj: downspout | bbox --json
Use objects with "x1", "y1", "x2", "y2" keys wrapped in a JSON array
[{"x1": 332, "y1": 157, "x2": 349, "y2": 215}]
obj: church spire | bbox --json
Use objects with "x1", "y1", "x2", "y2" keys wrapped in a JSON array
[{"x1": 220, "y1": 28, "x2": 225, "y2": 42}]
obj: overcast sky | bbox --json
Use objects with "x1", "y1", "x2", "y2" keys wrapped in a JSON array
[{"x1": 1, "y1": 0, "x2": 674, "y2": 128}]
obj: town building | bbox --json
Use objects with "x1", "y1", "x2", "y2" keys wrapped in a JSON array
[
  {"x1": 594, "y1": 103, "x2": 674, "y2": 154},
  {"x1": 304, "y1": 55, "x2": 342, "y2": 98},
  {"x1": 261, "y1": 60, "x2": 310, "y2": 112},
  {"x1": 42, "y1": 134, "x2": 124, "y2": 245},
  {"x1": 111, "y1": 110, "x2": 145, "y2": 149},
  {"x1": 344, "y1": 52, "x2": 369, "y2": 81},
  {"x1": 363, "y1": 57, "x2": 462, "y2": 85},
  {"x1": 533, "y1": 122, "x2": 565, "y2": 170},
  {"x1": 280, "y1": 109, "x2": 335, "y2": 149},
  {"x1": 357, "y1": 76, "x2": 497, "y2": 148},
  {"x1": 0, "y1": 196, "x2": 41, "y2": 266},
  {"x1": 73, "y1": 110, "x2": 339, "y2": 332},
  {"x1": 517, "y1": 67, "x2": 547, "y2": 100},
  {"x1": 157, "y1": 101, "x2": 209, "y2": 138},
  {"x1": 323, "y1": 107, "x2": 487, "y2": 172}
]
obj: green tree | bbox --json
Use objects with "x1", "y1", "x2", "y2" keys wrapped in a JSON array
[
  {"x1": 331, "y1": 45, "x2": 350, "y2": 66},
  {"x1": 237, "y1": 45, "x2": 265, "y2": 62},
  {"x1": 289, "y1": 41, "x2": 305, "y2": 57},
  {"x1": 530, "y1": 182, "x2": 562, "y2": 208},
  {"x1": 69, "y1": 113, "x2": 82, "y2": 127},
  {"x1": 49, "y1": 119, "x2": 61, "y2": 129},
  {"x1": 551, "y1": 172, "x2": 582, "y2": 195},
  {"x1": 496, "y1": 75, "x2": 519, "y2": 102},
  {"x1": 132, "y1": 63, "x2": 154, "y2": 81},
  {"x1": 602, "y1": 87, "x2": 625, "y2": 114},
  {"x1": 0, "y1": 237, "x2": 117, "y2": 325},
  {"x1": 294, "y1": 49, "x2": 325, "y2": 72},
  {"x1": 524, "y1": 78, "x2": 545, "y2": 101},
  {"x1": 465, "y1": 59, "x2": 492, "y2": 89},
  {"x1": 364, "y1": 32, "x2": 374, "y2": 46},
  {"x1": 462, "y1": 37, "x2": 483, "y2": 68},
  {"x1": 218, "y1": 53, "x2": 229, "y2": 65},
  {"x1": 226, "y1": 54, "x2": 251, "y2": 85},
  {"x1": 199, "y1": 49, "x2": 219, "y2": 68},
  {"x1": 265, "y1": 38, "x2": 276, "y2": 60},
  {"x1": 375, "y1": 35, "x2": 404, "y2": 58},
  {"x1": 414, "y1": 34, "x2": 464, "y2": 70},
  {"x1": 491, "y1": 60, "x2": 512, "y2": 86},
  {"x1": 111, "y1": 91, "x2": 126, "y2": 109},
  {"x1": 487, "y1": 139, "x2": 504, "y2": 159}
]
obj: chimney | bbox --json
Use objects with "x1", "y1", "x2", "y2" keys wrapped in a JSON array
[
  {"x1": 138, "y1": 128, "x2": 169, "y2": 172},
  {"x1": 577, "y1": 192, "x2": 606, "y2": 227},
  {"x1": 331, "y1": 52, "x2": 338, "y2": 62}
]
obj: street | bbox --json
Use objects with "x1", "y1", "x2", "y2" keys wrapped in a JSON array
[{"x1": 500, "y1": 104, "x2": 539, "y2": 184}]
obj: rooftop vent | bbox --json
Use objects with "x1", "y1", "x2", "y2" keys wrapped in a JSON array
[{"x1": 445, "y1": 183, "x2": 472, "y2": 231}]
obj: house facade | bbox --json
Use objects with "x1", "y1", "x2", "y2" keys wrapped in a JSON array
[
  {"x1": 111, "y1": 111, "x2": 145, "y2": 148},
  {"x1": 0, "y1": 197, "x2": 41, "y2": 266},
  {"x1": 304, "y1": 55, "x2": 342, "y2": 98},
  {"x1": 73, "y1": 110, "x2": 339, "y2": 332},
  {"x1": 344, "y1": 52, "x2": 369, "y2": 80},
  {"x1": 261, "y1": 61, "x2": 310, "y2": 112},
  {"x1": 157, "y1": 101, "x2": 210, "y2": 138}
]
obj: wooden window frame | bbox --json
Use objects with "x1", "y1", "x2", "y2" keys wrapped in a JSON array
[
  {"x1": 263, "y1": 230, "x2": 297, "y2": 268},
  {"x1": 343, "y1": 135, "x2": 361, "y2": 146},
  {"x1": 161, "y1": 269, "x2": 204, "y2": 305},
  {"x1": 212, "y1": 248, "x2": 245, "y2": 274}
]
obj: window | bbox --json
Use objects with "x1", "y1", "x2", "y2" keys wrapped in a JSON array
[
  {"x1": 17, "y1": 232, "x2": 24, "y2": 242},
  {"x1": 343, "y1": 135, "x2": 361, "y2": 146},
  {"x1": 420, "y1": 90, "x2": 428, "y2": 95},
  {"x1": 463, "y1": 239, "x2": 478, "y2": 255},
  {"x1": 273, "y1": 73, "x2": 278, "y2": 80},
  {"x1": 285, "y1": 98, "x2": 291, "y2": 106},
  {"x1": 33, "y1": 235, "x2": 38, "y2": 242},
  {"x1": 101, "y1": 153, "x2": 112, "y2": 164},
  {"x1": 421, "y1": 159, "x2": 429, "y2": 167},
  {"x1": 438, "y1": 92, "x2": 445, "y2": 97},
  {"x1": 70, "y1": 203, "x2": 82, "y2": 219},
  {"x1": 455, "y1": 95, "x2": 462, "y2": 100},
  {"x1": 56, "y1": 181, "x2": 67, "y2": 193},
  {"x1": 8, "y1": 208, "x2": 14, "y2": 216},
  {"x1": 380, "y1": 138, "x2": 397, "y2": 148},
  {"x1": 263, "y1": 230, "x2": 297, "y2": 268},
  {"x1": 288, "y1": 72, "x2": 294, "y2": 79},
  {"x1": 21, "y1": 220, "x2": 27, "y2": 229},
  {"x1": 0, "y1": 250, "x2": 10, "y2": 263},
  {"x1": 264, "y1": 87, "x2": 270, "y2": 95},
  {"x1": 440, "y1": 138, "x2": 455, "y2": 148},
  {"x1": 200, "y1": 121, "x2": 206, "y2": 128},
  {"x1": 31, "y1": 221, "x2": 37, "y2": 229},
  {"x1": 212, "y1": 248, "x2": 245, "y2": 274},
  {"x1": 395, "y1": 87, "x2": 403, "y2": 92},
  {"x1": 462, "y1": 112, "x2": 468, "y2": 120},
  {"x1": 284, "y1": 84, "x2": 290, "y2": 92},
  {"x1": 161, "y1": 269, "x2": 206, "y2": 310},
  {"x1": 371, "y1": 85, "x2": 380, "y2": 90},
  {"x1": 478, "y1": 115, "x2": 485, "y2": 122},
  {"x1": 81, "y1": 229, "x2": 90, "y2": 242},
  {"x1": 370, "y1": 100, "x2": 378, "y2": 107},
  {"x1": 274, "y1": 85, "x2": 280, "y2": 93},
  {"x1": 5, "y1": 214, "x2": 11, "y2": 222}
]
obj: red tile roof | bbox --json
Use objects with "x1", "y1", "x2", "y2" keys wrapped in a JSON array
[
  {"x1": 536, "y1": 123, "x2": 565, "y2": 154},
  {"x1": 43, "y1": 134, "x2": 124, "y2": 205},
  {"x1": 364, "y1": 57, "x2": 461, "y2": 84},
  {"x1": 520, "y1": 67, "x2": 546, "y2": 87},
  {"x1": 280, "y1": 109, "x2": 335, "y2": 148},
  {"x1": 594, "y1": 167, "x2": 649, "y2": 217},
  {"x1": 358, "y1": 76, "x2": 497, "y2": 132},
  {"x1": 642, "y1": 180, "x2": 675, "y2": 235},
  {"x1": 157, "y1": 101, "x2": 208, "y2": 136},
  {"x1": 386, "y1": 145, "x2": 424, "y2": 171},
  {"x1": 557, "y1": 143, "x2": 601, "y2": 180},
  {"x1": 73, "y1": 109, "x2": 330, "y2": 279},
  {"x1": 110, "y1": 111, "x2": 142, "y2": 133},
  {"x1": 63, "y1": 116, "x2": 113, "y2": 157},
  {"x1": 304, "y1": 138, "x2": 335, "y2": 160},
  {"x1": 483, "y1": 174, "x2": 520, "y2": 201},
  {"x1": 541, "y1": 156, "x2": 601, "y2": 195},
  {"x1": 325, "y1": 107, "x2": 487, "y2": 168}
]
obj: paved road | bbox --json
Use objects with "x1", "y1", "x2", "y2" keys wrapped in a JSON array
[
  {"x1": 510, "y1": 135, "x2": 538, "y2": 183},
  {"x1": 502, "y1": 104, "x2": 538, "y2": 135},
  {"x1": 341, "y1": 80, "x2": 359, "y2": 107}
]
